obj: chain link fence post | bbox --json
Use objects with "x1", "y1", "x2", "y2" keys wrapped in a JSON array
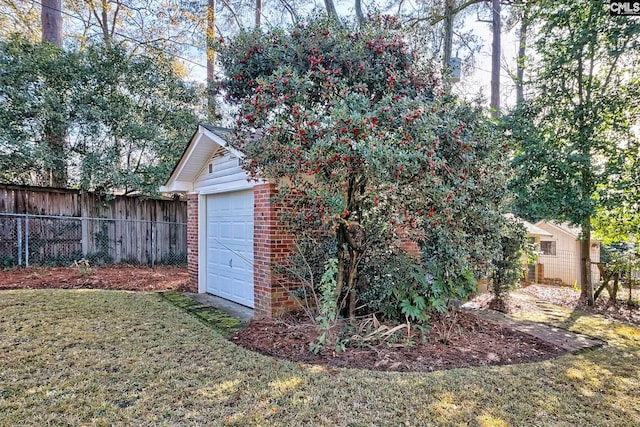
[
  {"x1": 17, "y1": 216, "x2": 22, "y2": 267},
  {"x1": 24, "y1": 215, "x2": 29, "y2": 267}
]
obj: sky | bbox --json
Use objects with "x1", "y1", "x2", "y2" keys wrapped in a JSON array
[
  {"x1": 181, "y1": 1, "x2": 522, "y2": 111},
  {"x1": 458, "y1": 13, "x2": 520, "y2": 109}
]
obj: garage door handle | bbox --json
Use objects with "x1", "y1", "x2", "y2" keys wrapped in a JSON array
[{"x1": 229, "y1": 258, "x2": 232, "y2": 268}]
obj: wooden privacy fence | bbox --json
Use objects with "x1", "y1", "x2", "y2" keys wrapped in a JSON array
[{"x1": 0, "y1": 184, "x2": 187, "y2": 267}]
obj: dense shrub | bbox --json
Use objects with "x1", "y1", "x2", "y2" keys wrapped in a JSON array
[{"x1": 219, "y1": 15, "x2": 515, "y2": 321}]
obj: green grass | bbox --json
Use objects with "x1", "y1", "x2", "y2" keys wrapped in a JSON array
[{"x1": 1, "y1": 289, "x2": 640, "y2": 426}]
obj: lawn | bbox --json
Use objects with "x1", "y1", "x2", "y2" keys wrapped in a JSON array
[{"x1": 1, "y1": 289, "x2": 640, "y2": 426}]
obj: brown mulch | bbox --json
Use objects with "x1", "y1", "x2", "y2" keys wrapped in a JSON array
[
  {"x1": 520, "y1": 284, "x2": 640, "y2": 325},
  {"x1": 0, "y1": 265, "x2": 190, "y2": 292},
  {"x1": 232, "y1": 310, "x2": 565, "y2": 373}
]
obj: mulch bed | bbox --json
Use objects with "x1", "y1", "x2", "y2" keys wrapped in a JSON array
[
  {"x1": 232, "y1": 310, "x2": 565, "y2": 373},
  {"x1": 0, "y1": 265, "x2": 190, "y2": 292}
]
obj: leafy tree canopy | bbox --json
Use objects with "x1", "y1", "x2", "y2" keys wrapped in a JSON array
[
  {"x1": 510, "y1": 1, "x2": 639, "y2": 226},
  {"x1": 0, "y1": 35, "x2": 201, "y2": 195},
  {"x1": 593, "y1": 137, "x2": 640, "y2": 245}
]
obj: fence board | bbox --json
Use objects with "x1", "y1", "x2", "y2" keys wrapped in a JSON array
[{"x1": 0, "y1": 184, "x2": 185, "y2": 222}]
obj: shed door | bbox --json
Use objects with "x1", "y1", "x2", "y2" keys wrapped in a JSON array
[{"x1": 206, "y1": 190, "x2": 254, "y2": 308}]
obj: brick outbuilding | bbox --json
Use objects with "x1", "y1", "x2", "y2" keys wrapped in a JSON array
[{"x1": 161, "y1": 125, "x2": 298, "y2": 318}]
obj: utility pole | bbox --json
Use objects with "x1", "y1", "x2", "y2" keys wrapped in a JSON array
[{"x1": 41, "y1": 0, "x2": 67, "y2": 187}]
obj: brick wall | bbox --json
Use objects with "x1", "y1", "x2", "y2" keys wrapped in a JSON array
[
  {"x1": 253, "y1": 183, "x2": 298, "y2": 318},
  {"x1": 186, "y1": 193, "x2": 199, "y2": 293},
  {"x1": 398, "y1": 229, "x2": 421, "y2": 257}
]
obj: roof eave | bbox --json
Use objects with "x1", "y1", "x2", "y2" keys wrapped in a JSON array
[
  {"x1": 161, "y1": 124, "x2": 239, "y2": 194},
  {"x1": 159, "y1": 181, "x2": 193, "y2": 194}
]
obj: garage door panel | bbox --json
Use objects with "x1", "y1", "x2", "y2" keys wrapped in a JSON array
[
  {"x1": 232, "y1": 223, "x2": 245, "y2": 240},
  {"x1": 206, "y1": 190, "x2": 254, "y2": 308}
]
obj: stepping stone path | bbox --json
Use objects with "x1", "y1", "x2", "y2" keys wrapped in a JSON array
[{"x1": 462, "y1": 291, "x2": 606, "y2": 354}]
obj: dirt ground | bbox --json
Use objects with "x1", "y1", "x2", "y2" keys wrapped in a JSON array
[{"x1": 0, "y1": 265, "x2": 190, "y2": 292}]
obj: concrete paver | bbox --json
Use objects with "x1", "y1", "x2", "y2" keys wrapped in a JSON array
[{"x1": 184, "y1": 292, "x2": 254, "y2": 322}]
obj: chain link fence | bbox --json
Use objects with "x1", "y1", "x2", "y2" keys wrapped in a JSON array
[{"x1": 0, "y1": 213, "x2": 186, "y2": 268}]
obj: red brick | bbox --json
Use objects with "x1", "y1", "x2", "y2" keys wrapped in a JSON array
[
  {"x1": 185, "y1": 184, "x2": 310, "y2": 318},
  {"x1": 186, "y1": 194, "x2": 199, "y2": 293},
  {"x1": 252, "y1": 183, "x2": 299, "y2": 318}
]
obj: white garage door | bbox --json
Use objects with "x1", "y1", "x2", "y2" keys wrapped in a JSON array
[{"x1": 206, "y1": 190, "x2": 254, "y2": 308}]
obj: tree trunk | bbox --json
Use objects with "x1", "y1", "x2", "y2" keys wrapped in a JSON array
[
  {"x1": 355, "y1": 0, "x2": 365, "y2": 24},
  {"x1": 207, "y1": 0, "x2": 216, "y2": 120},
  {"x1": 348, "y1": 289, "x2": 356, "y2": 320},
  {"x1": 41, "y1": 0, "x2": 62, "y2": 48},
  {"x1": 490, "y1": 0, "x2": 501, "y2": 118},
  {"x1": 345, "y1": 247, "x2": 358, "y2": 319},
  {"x1": 335, "y1": 225, "x2": 346, "y2": 301},
  {"x1": 580, "y1": 221, "x2": 594, "y2": 306},
  {"x1": 610, "y1": 274, "x2": 619, "y2": 303},
  {"x1": 41, "y1": 0, "x2": 67, "y2": 187},
  {"x1": 443, "y1": 0, "x2": 454, "y2": 73},
  {"x1": 516, "y1": 8, "x2": 529, "y2": 106},
  {"x1": 255, "y1": 0, "x2": 262, "y2": 27},
  {"x1": 594, "y1": 263, "x2": 613, "y2": 302},
  {"x1": 324, "y1": 0, "x2": 338, "y2": 18}
]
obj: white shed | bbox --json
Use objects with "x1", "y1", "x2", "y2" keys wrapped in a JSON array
[{"x1": 160, "y1": 125, "x2": 298, "y2": 317}]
